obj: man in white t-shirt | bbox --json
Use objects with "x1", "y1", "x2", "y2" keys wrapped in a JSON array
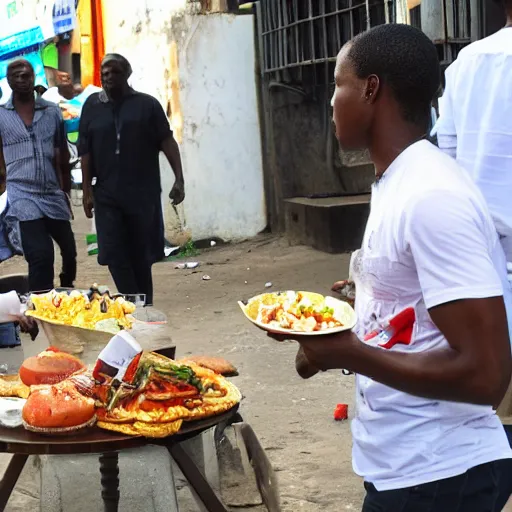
[
  {"x1": 435, "y1": 0, "x2": 512, "y2": 271},
  {"x1": 273, "y1": 24, "x2": 512, "y2": 511}
]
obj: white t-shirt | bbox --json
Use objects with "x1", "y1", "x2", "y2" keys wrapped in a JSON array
[
  {"x1": 351, "y1": 140, "x2": 512, "y2": 491},
  {"x1": 0, "y1": 291, "x2": 21, "y2": 323},
  {"x1": 435, "y1": 28, "x2": 512, "y2": 263}
]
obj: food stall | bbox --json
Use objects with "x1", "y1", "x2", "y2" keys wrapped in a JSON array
[{"x1": 0, "y1": 286, "x2": 279, "y2": 511}]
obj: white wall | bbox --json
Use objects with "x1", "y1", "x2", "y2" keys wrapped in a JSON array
[
  {"x1": 178, "y1": 15, "x2": 266, "y2": 240},
  {"x1": 102, "y1": 4, "x2": 266, "y2": 241}
]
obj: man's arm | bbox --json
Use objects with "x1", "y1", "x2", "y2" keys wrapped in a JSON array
[
  {"x1": 151, "y1": 98, "x2": 185, "y2": 205},
  {"x1": 161, "y1": 135, "x2": 185, "y2": 205},
  {"x1": 0, "y1": 133, "x2": 5, "y2": 194},
  {"x1": 291, "y1": 191, "x2": 512, "y2": 407},
  {"x1": 54, "y1": 110, "x2": 71, "y2": 194},
  {"x1": 78, "y1": 98, "x2": 94, "y2": 218},
  {"x1": 299, "y1": 296, "x2": 510, "y2": 406},
  {"x1": 435, "y1": 64, "x2": 458, "y2": 158}
]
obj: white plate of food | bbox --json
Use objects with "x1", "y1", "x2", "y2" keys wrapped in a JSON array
[{"x1": 238, "y1": 291, "x2": 357, "y2": 336}]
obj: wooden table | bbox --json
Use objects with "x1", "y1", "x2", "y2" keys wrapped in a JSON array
[{"x1": 0, "y1": 407, "x2": 241, "y2": 512}]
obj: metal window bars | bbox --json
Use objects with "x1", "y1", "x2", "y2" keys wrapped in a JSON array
[
  {"x1": 416, "y1": 0, "x2": 473, "y2": 72},
  {"x1": 259, "y1": 0, "x2": 395, "y2": 77}
]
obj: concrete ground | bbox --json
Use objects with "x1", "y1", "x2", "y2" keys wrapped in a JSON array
[{"x1": 0, "y1": 208, "x2": 362, "y2": 511}]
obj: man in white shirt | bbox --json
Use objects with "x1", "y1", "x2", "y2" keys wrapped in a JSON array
[
  {"x1": 0, "y1": 291, "x2": 37, "y2": 340},
  {"x1": 274, "y1": 24, "x2": 512, "y2": 511},
  {"x1": 435, "y1": 0, "x2": 512, "y2": 272},
  {"x1": 435, "y1": 6, "x2": 512, "y2": 506}
]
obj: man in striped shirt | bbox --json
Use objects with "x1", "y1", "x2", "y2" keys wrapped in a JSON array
[{"x1": 0, "y1": 59, "x2": 76, "y2": 292}]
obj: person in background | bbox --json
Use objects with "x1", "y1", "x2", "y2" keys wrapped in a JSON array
[
  {"x1": 435, "y1": 0, "x2": 512, "y2": 272},
  {"x1": 277, "y1": 24, "x2": 512, "y2": 511},
  {"x1": 435, "y1": 2, "x2": 512, "y2": 507},
  {"x1": 0, "y1": 291, "x2": 38, "y2": 347},
  {"x1": 43, "y1": 71, "x2": 83, "y2": 103},
  {"x1": 0, "y1": 59, "x2": 77, "y2": 292},
  {"x1": 78, "y1": 54, "x2": 185, "y2": 306}
]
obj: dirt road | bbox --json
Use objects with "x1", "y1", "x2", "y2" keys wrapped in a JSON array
[{"x1": 1, "y1": 211, "x2": 363, "y2": 511}]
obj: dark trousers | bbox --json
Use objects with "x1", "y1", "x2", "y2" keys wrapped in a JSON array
[
  {"x1": 19, "y1": 218, "x2": 77, "y2": 292},
  {"x1": 362, "y1": 461, "x2": 512, "y2": 512},
  {"x1": 95, "y1": 200, "x2": 157, "y2": 305},
  {"x1": 108, "y1": 261, "x2": 153, "y2": 306},
  {"x1": 499, "y1": 425, "x2": 512, "y2": 507}
]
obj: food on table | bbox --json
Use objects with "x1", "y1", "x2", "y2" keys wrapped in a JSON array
[
  {"x1": 241, "y1": 291, "x2": 349, "y2": 333},
  {"x1": 26, "y1": 285, "x2": 136, "y2": 332},
  {"x1": 178, "y1": 356, "x2": 239, "y2": 377},
  {"x1": 7, "y1": 342, "x2": 240, "y2": 437},
  {"x1": 90, "y1": 352, "x2": 241, "y2": 438},
  {"x1": 22, "y1": 380, "x2": 96, "y2": 433},
  {"x1": 0, "y1": 375, "x2": 30, "y2": 399},
  {"x1": 19, "y1": 348, "x2": 85, "y2": 387}
]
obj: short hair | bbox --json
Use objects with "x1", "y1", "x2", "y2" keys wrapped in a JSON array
[
  {"x1": 347, "y1": 24, "x2": 440, "y2": 126},
  {"x1": 101, "y1": 53, "x2": 132, "y2": 79},
  {"x1": 7, "y1": 59, "x2": 34, "y2": 76}
]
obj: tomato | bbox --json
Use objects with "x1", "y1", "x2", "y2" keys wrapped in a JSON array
[{"x1": 19, "y1": 352, "x2": 85, "y2": 386}]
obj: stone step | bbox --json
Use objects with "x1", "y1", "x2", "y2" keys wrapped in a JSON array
[{"x1": 284, "y1": 195, "x2": 371, "y2": 254}]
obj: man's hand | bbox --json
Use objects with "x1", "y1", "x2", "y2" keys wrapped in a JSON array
[
  {"x1": 169, "y1": 179, "x2": 185, "y2": 206},
  {"x1": 332, "y1": 280, "x2": 356, "y2": 305},
  {"x1": 65, "y1": 193, "x2": 74, "y2": 220},
  {"x1": 83, "y1": 188, "x2": 94, "y2": 219},
  {"x1": 17, "y1": 315, "x2": 38, "y2": 341},
  {"x1": 268, "y1": 331, "x2": 356, "y2": 374},
  {"x1": 295, "y1": 345, "x2": 320, "y2": 379}
]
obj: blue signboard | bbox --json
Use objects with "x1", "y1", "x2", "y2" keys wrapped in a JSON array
[
  {"x1": 53, "y1": 0, "x2": 76, "y2": 35},
  {"x1": 0, "y1": 27, "x2": 45, "y2": 59}
]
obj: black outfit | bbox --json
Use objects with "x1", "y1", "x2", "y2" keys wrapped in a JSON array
[
  {"x1": 362, "y1": 460, "x2": 512, "y2": 512},
  {"x1": 78, "y1": 90, "x2": 171, "y2": 305},
  {"x1": 19, "y1": 217, "x2": 77, "y2": 292}
]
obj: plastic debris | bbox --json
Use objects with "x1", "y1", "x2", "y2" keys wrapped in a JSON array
[
  {"x1": 164, "y1": 246, "x2": 180, "y2": 258},
  {"x1": 334, "y1": 403, "x2": 348, "y2": 421},
  {"x1": 265, "y1": 282, "x2": 273, "y2": 288},
  {"x1": 175, "y1": 262, "x2": 200, "y2": 270},
  {"x1": 202, "y1": 275, "x2": 211, "y2": 281},
  {"x1": 210, "y1": 241, "x2": 217, "y2": 247}
]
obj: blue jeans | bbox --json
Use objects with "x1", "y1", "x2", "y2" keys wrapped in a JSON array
[
  {"x1": 362, "y1": 461, "x2": 512, "y2": 511},
  {"x1": 0, "y1": 322, "x2": 20, "y2": 347}
]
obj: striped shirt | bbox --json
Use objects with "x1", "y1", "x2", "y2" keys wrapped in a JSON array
[{"x1": 0, "y1": 96, "x2": 70, "y2": 222}]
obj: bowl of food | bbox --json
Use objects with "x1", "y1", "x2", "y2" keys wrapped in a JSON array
[
  {"x1": 24, "y1": 286, "x2": 137, "y2": 364},
  {"x1": 239, "y1": 290, "x2": 356, "y2": 336}
]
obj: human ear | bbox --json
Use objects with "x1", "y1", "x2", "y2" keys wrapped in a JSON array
[{"x1": 364, "y1": 75, "x2": 380, "y2": 103}]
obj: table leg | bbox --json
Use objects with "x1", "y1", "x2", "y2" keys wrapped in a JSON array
[
  {"x1": 99, "y1": 452, "x2": 120, "y2": 512},
  {"x1": 0, "y1": 454, "x2": 28, "y2": 512},
  {"x1": 168, "y1": 443, "x2": 228, "y2": 512}
]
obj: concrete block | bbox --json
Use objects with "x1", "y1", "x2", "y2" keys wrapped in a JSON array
[
  {"x1": 40, "y1": 447, "x2": 179, "y2": 512},
  {"x1": 285, "y1": 195, "x2": 371, "y2": 254}
]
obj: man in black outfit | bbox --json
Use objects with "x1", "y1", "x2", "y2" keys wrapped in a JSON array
[{"x1": 79, "y1": 54, "x2": 185, "y2": 305}]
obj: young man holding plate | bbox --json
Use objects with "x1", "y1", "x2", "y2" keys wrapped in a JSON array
[{"x1": 273, "y1": 24, "x2": 512, "y2": 511}]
